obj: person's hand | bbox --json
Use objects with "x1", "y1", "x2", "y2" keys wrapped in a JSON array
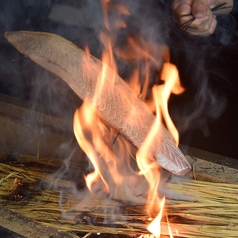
[
  {"x1": 172, "y1": 0, "x2": 217, "y2": 36},
  {"x1": 172, "y1": 0, "x2": 234, "y2": 36}
]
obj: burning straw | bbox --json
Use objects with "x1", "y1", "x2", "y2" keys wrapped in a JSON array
[{"x1": 0, "y1": 153, "x2": 238, "y2": 237}]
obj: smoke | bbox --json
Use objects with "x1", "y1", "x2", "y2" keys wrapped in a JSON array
[
  {"x1": 1, "y1": 0, "x2": 238, "y2": 219},
  {"x1": 166, "y1": 19, "x2": 232, "y2": 142},
  {"x1": 1, "y1": 0, "x2": 231, "y2": 134}
]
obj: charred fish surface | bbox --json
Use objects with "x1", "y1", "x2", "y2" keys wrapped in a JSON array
[{"x1": 5, "y1": 31, "x2": 191, "y2": 175}]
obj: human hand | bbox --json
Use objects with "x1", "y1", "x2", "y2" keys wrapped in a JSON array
[{"x1": 172, "y1": 0, "x2": 234, "y2": 36}]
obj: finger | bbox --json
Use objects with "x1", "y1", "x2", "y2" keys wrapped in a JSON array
[
  {"x1": 189, "y1": 13, "x2": 210, "y2": 30},
  {"x1": 178, "y1": 15, "x2": 194, "y2": 29},
  {"x1": 172, "y1": 0, "x2": 192, "y2": 23},
  {"x1": 192, "y1": 0, "x2": 207, "y2": 18},
  {"x1": 172, "y1": 0, "x2": 192, "y2": 15},
  {"x1": 186, "y1": 15, "x2": 217, "y2": 36},
  {"x1": 191, "y1": 9, "x2": 214, "y2": 30},
  {"x1": 186, "y1": 7, "x2": 212, "y2": 29}
]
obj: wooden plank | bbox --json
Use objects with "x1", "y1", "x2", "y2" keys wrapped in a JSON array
[
  {"x1": 181, "y1": 145, "x2": 238, "y2": 184},
  {"x1": 0, "y1": 93, "x2": 85, "y2": 162}
]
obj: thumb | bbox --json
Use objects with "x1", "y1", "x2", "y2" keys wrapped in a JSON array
[{"x1": 192, "y1": 0, "x2": 207, "y2": 18}]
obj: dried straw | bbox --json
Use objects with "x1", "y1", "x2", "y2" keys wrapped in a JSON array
[{"x1": 0, "y1": 153, "x2": 238, "y2": 237}]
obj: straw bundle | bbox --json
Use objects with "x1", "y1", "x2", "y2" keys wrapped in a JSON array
[{"x1": 0, "y1": 153, "x2": 238, "y2": 237}]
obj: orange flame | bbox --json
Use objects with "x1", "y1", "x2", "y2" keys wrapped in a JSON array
[
  {"x1": 136, "y1": 62, "x2": 181, "y2": 237},
  {"x1": 158, "y1": 63, "x2": 184, "y2": 145},
  {"x1": 73, "y1": 1, "x2": 184, "y2": 237},
  {"x1": 73, "y1": 2, "x2": 131, "y2": 196},
  {"x1": 73, "y1": 104, "x2": 109, "y2": 193},
  {"x1": 147, "y1": 196, "x2": 165, "y2": 237}
]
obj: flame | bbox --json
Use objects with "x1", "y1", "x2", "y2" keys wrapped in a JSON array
[
  {"x1": 73, "y1": 104, "x2": 108, "y2": 192},
  {"x1": 72, "y1": 1, "x2": 184, "y2": 237},
  {"x1": 136, "y1": 85, "x2": 162, "y2": 213},
  {"x1": 73, "y1": 1, "x2": 130, "y2": 196},
  {"x1": 147, "y1": 196, "x2": 165, "y2": 237},
  {"x1": 158, "y1": 63, "x2": 184, "y2": 145},
  {"x1": 136, "y1": 63, "x2": 181, "y2": 237}
]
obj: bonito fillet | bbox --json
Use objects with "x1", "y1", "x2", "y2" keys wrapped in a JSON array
[{"x1": 5, "y1": 31, "x2": 191, "y2": 175}]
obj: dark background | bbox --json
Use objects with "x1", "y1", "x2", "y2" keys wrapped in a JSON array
[{"x1": 1, "y1": 0, "x2": 238, "y2": 159}]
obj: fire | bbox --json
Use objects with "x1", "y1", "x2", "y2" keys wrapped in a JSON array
[
  {"x1": 136, "y1": 63, "x2": 182, "y2": 237},
  {"x1": 159, "y1": 63, "x2": 184, "y2": 145},
  {"x1": 73, "y1": 104, "x2": 109, "y2": 193},
  {"x1": 73, "y1": 1, "x2": 184, "y2": 237},
  {"x1": 147, "y1": 196, "x2": 165, "y2": 237}
]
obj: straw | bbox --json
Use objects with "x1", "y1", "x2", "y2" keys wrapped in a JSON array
[{"x1": 1, "y1": 153, "x2": 238, "y2": 237}]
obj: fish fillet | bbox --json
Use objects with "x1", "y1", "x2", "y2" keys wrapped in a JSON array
[{"x1": 5, "y1": 31, "x2": 191, "y2": 175}]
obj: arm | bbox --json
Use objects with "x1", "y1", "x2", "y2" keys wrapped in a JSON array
[{"x1": 172, "y1": 0, "x2": 234, "y2": 36}]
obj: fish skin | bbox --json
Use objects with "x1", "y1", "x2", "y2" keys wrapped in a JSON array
[{"x1": 4, "y1": 31, "x2": 191, "y2": 175}]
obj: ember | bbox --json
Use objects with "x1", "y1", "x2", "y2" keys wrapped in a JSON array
[{"x1": 10, "y1": 178, "x2": 24, "y2": 201}]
